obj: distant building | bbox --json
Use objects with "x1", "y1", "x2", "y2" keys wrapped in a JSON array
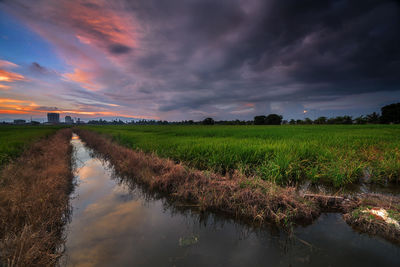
[
  {"x1": 65, "y1": 116, "x2": 73, "y2": 124},
  {"x1": 47, "y1": 113, "x2": 60, "y2": 124},
  {"x1": 13, "y1": 119, "x2": 26, "y2": 125}
]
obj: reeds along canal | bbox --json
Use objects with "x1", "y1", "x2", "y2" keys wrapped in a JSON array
[{"x1": 62, "y1": 134, "x2": 400, "y2": 267}]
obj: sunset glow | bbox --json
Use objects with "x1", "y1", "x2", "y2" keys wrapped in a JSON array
[{"x1": 0, "y1": 70, "x2": 24, "y2": 82}]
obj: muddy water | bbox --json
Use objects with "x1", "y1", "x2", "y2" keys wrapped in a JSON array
[{"x1": 63, "y1": 135, "x2": 400, "y2": 267}]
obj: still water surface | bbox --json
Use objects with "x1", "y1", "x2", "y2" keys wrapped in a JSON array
[{"x1": 63, "y1": 135, "x2": 400, "y2": 266}]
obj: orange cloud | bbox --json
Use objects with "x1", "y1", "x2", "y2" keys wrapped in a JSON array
[
  {"x1": 0, "y1": 109, "x2": 31, "y2": 114},
  {"x1": 0, "y1": 99, "x2": 153, "y2": 119},
  {"x1": 0, "y1": 98, "x2": 31, "y2": 104},
  {"x1": 63, "y1": 68, "x2": 101, "y2": 91},
  {"x1": 0, "y1": 98, "x2": 158, "y2": 119},
  {"x1": 0, "y1": 98, "x2": 38, "y2": 115},
  {"x1": 0, "y1": 107, "x2": 158, "y2": 119},
  {"x1": 0, "y1": 84, "x2": 11, "y2": 90},
  {"x1": 0, "y1": 69, "x2": 25, "y2": 82}
]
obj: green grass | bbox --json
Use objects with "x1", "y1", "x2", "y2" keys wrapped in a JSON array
[
  {"x1": 0, "y1": 125, "x2": 62, "y2": 167},
  {"x1": 80, "y1": 125, "x2": 400, "y2": 186}
]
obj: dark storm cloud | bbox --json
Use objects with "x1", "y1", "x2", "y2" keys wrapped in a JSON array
[
  {"x1": 109, "y1": 44, "x2": 131, "y2": 54},
  {"x1": 80, "y1": 2, "x2": 100, "y2": 10},
  {"x1": 118, "y1": 0, "x2": 400, "y2": 118},
  {"x1": 30, "y1": 62, "x2": 48, "y2": 74}
]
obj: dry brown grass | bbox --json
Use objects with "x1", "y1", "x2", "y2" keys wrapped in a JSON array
[
  {"x1": 75, "y1": 128, "x2": 320, "y2": 227},
  {"x1": 0, "y1": 129, "x2": 73, "y2": 266}
]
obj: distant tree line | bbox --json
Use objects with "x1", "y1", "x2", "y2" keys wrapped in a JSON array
[
  {"x1": 381, "y1": 103, "x2": 400, "y2": 124},
  {"x1": 254, "y1": 114, "x2": 283, "y2": 125},
  {"x1": 80, "y1": 102, "x2": 400, "y2": 126},
  {"x1": 87, "y1": 119, "x2": 126, "y2": 125}
]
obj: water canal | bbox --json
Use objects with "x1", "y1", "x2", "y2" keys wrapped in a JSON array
[{"x1": 62, "y1": 134, "x2": 400, "y2": 266}]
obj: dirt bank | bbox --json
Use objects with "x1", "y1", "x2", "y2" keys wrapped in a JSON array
[
  {"x1": 0, "y1": 129, "x2": 73, "y2": 266},
  {"x1": 74, "y1": 129, "x2": 400, "y2": 244}
]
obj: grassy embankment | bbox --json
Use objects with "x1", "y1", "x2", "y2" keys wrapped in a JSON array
[
  {"x1": 75, "y1": 128, "x2": 320, "y2": 227},
  {"x1": 0, "y1": 126, "x2": 63, "y2": 168},
  {"x1": 0, "y1": 126, "x2": 73, "y2": 266},
  {"x1": 81, "y1": 124, "x2": 400, "y2": 186}
]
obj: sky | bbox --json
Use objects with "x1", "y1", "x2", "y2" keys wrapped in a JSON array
[{"x1": 0, "y1": 0, "x2": 399, "y2": 122}]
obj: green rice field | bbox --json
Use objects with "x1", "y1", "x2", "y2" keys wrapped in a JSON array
[
  {"x1": 81, "y1": 125, "x2": 400, "y2": 186},
  {"x1": 0, "y1": 126, "x2": 61, "y2": 167}
]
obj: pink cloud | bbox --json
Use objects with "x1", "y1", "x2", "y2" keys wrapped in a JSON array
[
  {"x1": 0, "y1": 59, "x2": 18, "y2": 69},
  {"x1": 63, "y1": 68, "x2": 102, "y2": 91}
]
